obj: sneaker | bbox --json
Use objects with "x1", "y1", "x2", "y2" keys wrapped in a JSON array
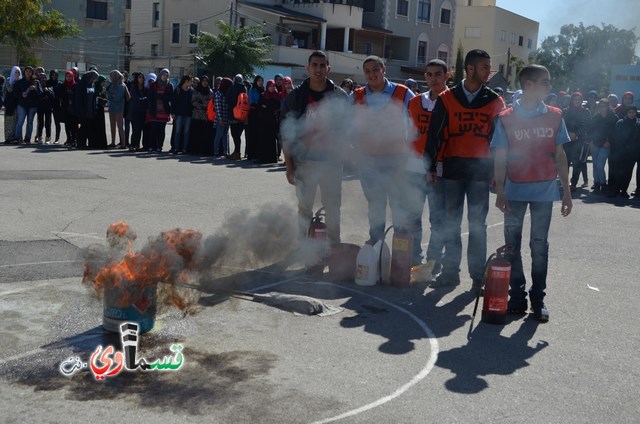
[
  {"x1": 620, "y1": 191, "x2": 630, "y2": 199},
  {"x1": 531, "y1": 303, "x2": 549, "y2": 322},
  {"x1": 430, "y1": 273, "x2": 460, "y2": 288},
  {"x1": 507, "y1": 298, "x2": 528, "y2": 314},
  {"x1": 581, "y1": 181, "x2": 589, "y2": 188}
]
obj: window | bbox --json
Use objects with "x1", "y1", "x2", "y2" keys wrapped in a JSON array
[
  {"x1": 239, "y1": 17, "x2": 246, "y2": 28},
  {"x1": 151, "y1": 44, "x2": 158, "y2": 57},
  {"x1": 417, "y1": 41, "x2": 427, "y2": 65},
  {"x1": 397, "y1": 0, "x2": 408, "y2": 16},
  {"x1": 465, "y1": 27, "x2": 481, "y2": 38},
  {"x1": 126, "y1": 0, "x2": 131, "y2": 9},
  {"x1": 152, "y1": 2, "x2": 160, "y2": 28},
  {"x1": 124, "y1": 33, "x2": 131, "y2": 54},
  {"x1": 437, "y1": 44, "x2": 449, "y2": 63},
  {"x1": 500, "y1": 30, "x2": 506, "y2": 42},
  {"x1": 440, "y1": 2, "x2": 451, "y2": 25},
  {"x1": 171, "y1": 23, "x2": 180, "y2": 45},
  {"x1": 365, "y1": 42, "x2": 373, "y2": 55},
  {"x1": 363, "y1": 0, "x2": 375, "y2": 12},
  {"x1": 86, "y1": 1, "x2": 107, "y2": 20},
  {"x1": 499, "y1": 64, "x2": 504, "y2": 74},
  {"x1": 511, "y1": 33, "x2": 516, "y2": 45},
  {"x1": 417, "y1": 0, "x2": 431, "y2": 23},
  {"x1": 189, "y1": 22, "x2": 198, "y2": 45},
  {"x1": 527, "y1": 38, "x2": 533, "y2": 49},
  {"x1": 518, "y1": 35, "x2": 523, "y2": 46}
]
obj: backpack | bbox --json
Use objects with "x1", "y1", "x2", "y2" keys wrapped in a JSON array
[
  {"x1": 206, "y1": 97, "x2": 216, "y2": 121},
  {"x1": 233, "y1": 92, "x2": 250, "y2": 121}
]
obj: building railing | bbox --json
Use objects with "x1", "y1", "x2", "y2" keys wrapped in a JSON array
[{"x1": 287, "y1": 0, "x2": 364, "y2": 7}]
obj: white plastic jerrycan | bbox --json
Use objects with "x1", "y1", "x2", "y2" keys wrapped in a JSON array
[{"x1": 355, "y1": 240, "x2": 390, "y2": 286}]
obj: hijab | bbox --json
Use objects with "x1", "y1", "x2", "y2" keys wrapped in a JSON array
[
  {"x1": 263, "y1": 80, "x2": 280, "y2": 100},
  {"x1": 64, "y1": 70, "x2": 76, "y2": 90},
  {"x1": 9, "y1": 66, "x2": 22, "y2": 85}
]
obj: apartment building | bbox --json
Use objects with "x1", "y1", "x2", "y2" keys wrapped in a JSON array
[
  {"x1": 454, "y1": 0, "x2": 538, "y2": 90},
  {"x1": 129, "y1": 0, "x2": 455, "y2": 85},
  {"x1": 0, "y1": 0, "x2": 129, "y2": 72}
]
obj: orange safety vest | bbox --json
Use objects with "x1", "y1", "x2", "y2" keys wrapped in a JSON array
[
  {"x1": 353, "y1": 84, "x2": 409, "y2": 155},
  {"x1": 500, "y1": 105, "x2": 562, "y2": 183},
  {"x1": 407, "y1": 93, "x2": 441, "y2": 156},
  {"x1": 439, "y1": 89, "x2": 504, "y2": 159}
]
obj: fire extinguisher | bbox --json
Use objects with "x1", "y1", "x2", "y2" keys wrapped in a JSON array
[
  {"x1": 307, "y1": 207, "x2": 327, "y2": 240},
  {"x1": 390, "y1": 228, "x2": 413, "y2": 287},
  {"x1": 481, "y1": 245, "x2": 512, "y2": 324},
  {"x1": 468, "y1": 245, "x2": 512, "y2": 338}
]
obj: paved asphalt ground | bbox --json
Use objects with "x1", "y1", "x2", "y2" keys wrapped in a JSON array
[{"x1": 1, "y1": 116, "x2": 639, "y2": 423}]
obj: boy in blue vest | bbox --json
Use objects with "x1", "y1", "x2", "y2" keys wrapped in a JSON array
[{"x1": 491, "y1": 64, "x2": 573, "y2": 322}]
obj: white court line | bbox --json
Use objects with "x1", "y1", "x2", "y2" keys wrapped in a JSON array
[
  {"x1": 251, "y1": 279, "x2": 439, "y2": 424},
  {"x1": 0, "y1": 260, "x2": 81, "y2": 269},
  {"x1": 52, "y1": 231, "x2": 102, "y2": 240}
]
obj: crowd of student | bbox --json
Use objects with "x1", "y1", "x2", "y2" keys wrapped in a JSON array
[
  {"x1": 0, "y1": 65, "x2": 311, "y2": 165},
  {"x1": 542, "y1": 89, "x2": 640, "y2": 198}
]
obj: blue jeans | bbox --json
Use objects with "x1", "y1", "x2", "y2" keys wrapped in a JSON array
[
  {"x1": 15, "y1": 106, "x2": 38, "y2": 141},
  {"x1": 425, "y1": 176, "x2": 446, "y2": 264},
  {"x1": 213, "y1": 124, "x2": 229, "y2": 155},
  {"x1": 504, "y1": 201, "x2": 553, "y2": 306},
  {"x1": 358, "y1": 157, "x2": 406, "y2": 243},
  {"x1": 173, "y1": 115, "x2": 191, "y2": 152},
  {"x1": 442, "y1": 178, "x2": 489, "y2": 280},
  {"x1": 590, "y1": 146, "x2": 609, "y2": 185},
  {"x1": 403, "y1": 172, "x2": 428, "y2": 265}
]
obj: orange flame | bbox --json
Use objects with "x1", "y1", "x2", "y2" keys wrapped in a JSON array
[{"x1": 84, "y1": 222, "x2": 203, "y2": 312}]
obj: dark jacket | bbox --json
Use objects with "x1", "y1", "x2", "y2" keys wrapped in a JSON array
[
  {"x1": 171, "y1": 86, "x2": 194, "y2": 117},
  {"x1": 71, "y1": 71, "x2": 99, "y2": 119},
  {"x1": 612, "y1": 117, "x2": 640, "y2": 155},
  {"x1": 147, "y1": 81, "x2": 173, "y2": 117},
  {"x1": 588, "y1": 110, "x2": 618, "y2": 148},
  {"x1": 14, "y1": 77, "x2": 42, "y2": 109},
  {"x1": 427, "y1": 83, "x2": 505, "y2": 180},
  {"x1": 281, "y1": 78, "x2": 349, "y2": 161},
  {"x1": 128, "y1": 84, "x2": 147, "y2": 120}
]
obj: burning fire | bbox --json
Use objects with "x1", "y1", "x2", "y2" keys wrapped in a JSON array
[{"x1": 83, "y1": 222, "x2": 203, "y2": 313}]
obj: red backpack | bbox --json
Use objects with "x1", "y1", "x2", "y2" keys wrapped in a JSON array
[
  {"x1": 233, "y1": 92, "x2": 250, "y2": 121},
  {"x1": 206, "y1": 98, "x2": 216, "y2": 121}
]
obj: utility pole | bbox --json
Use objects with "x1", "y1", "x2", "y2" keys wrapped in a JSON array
[
  {"x1": 229, "y1": 0, "x2": 234, "y2": 26},
  {"x1": 506, "y1": 47, "x2": 511, "y2": 87}
]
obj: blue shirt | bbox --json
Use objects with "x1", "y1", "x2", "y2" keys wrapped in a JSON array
[
  {"x1": 353, "y1": 79, "x2": 414, "y2": 110},
  {"x1": 491, "y1": 99, "x2": 570, "y2": 201},
  {"x1": 461, "y1": 79, "x2": 482, "y2": 104}
]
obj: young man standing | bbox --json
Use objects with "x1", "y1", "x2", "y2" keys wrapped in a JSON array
[
  {"x1": 406, "y1": 59, "x2": 450, "y2": 269},
  {"x1": 353, "y1": 55, "x2": 415, "y2": 246},
  {"x1": 492, "y1": 64, "x2": 573, "y2": 322},
  {"x1": 427, "y1": 49, "x2": 505, "y2": 288},
  {"x1": 281, "y1": 51, "x2": 349, "y2": 252}
]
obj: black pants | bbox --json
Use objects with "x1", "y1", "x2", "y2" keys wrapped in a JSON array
[
  {"x1": 230, "y1": 123, "x2": 244, "y2": 156},
  {"x1": 149, "y1": 121, "x2": 167, "y2": 151},
  {"x1": 36, "y1": 110, "x2": 52, "y2": 139}
]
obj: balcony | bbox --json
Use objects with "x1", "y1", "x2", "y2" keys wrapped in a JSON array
[{"x1": 284, "y1": 0, "x2": 364, "y2": 28}]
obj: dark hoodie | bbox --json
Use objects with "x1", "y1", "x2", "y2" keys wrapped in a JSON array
[
  {"x1": 72, "y1": 70, "x2": 99, "y2": 119},
  {"x1": 615, "y1": 91, "x2": 635, "y2": 118}
]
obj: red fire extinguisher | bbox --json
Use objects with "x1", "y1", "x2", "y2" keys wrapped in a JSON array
[
  {"x1": 307, "y1": 207, "x2": 327, "y2": 240},
  {"x1": 468, "y1": 245, "x2": 512, "y2": 338},
  {"x1": 390, "y1": 228, "x2": 413, "y2": 287},
  {"x1": 481, "y1": 245, "x2": 512, "y2": 324}
]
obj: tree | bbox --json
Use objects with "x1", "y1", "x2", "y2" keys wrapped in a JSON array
[
  {"x1": 508, "y1": 55, "x2": 527, "y2": 89},
  {"x1": 453, "y1": 42, "x2": 464, "y2": 85},
  {"x1": 0, "y1": 0, "x2": 80, "y2": 64},
  {"x1": 530, "y1": 23, "x2": 638, "y2": 94},
  {"x1": 195, "y1": 21, "x2": 272, "y2": 78}
]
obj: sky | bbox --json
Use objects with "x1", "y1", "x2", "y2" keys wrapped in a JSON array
[{"x1": 496, "y1": 0, "x2": 640, "y2": 55}]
